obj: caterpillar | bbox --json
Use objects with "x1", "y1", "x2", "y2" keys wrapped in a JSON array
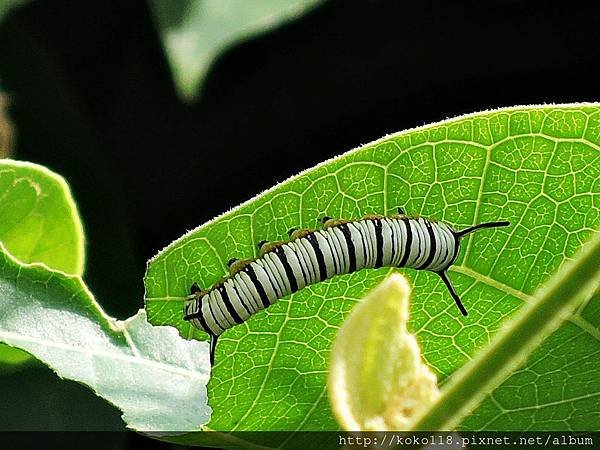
[{"x1": 184, "y1": 209, "x2": 510, "y2": 364}]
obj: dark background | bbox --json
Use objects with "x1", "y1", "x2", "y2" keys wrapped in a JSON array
[{"x1": 0, "y1": 0, "x2": 598, "y2": 447}]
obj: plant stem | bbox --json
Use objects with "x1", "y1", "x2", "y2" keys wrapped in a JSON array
[{"x1": 411, "y1": 231, "x2": 600, "y2": 431}]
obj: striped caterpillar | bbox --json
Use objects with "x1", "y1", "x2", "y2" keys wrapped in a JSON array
[{"x1": 184, "y1": 209, "x2": 510, "y2": 364}]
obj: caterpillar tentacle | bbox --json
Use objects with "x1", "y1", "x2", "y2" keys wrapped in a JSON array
[
  {"x1": 456, "y1": 220, "x2": 510, "y2": 238},
  {"x1": 437, "y1": 270, "x2": 468, "y2": 317}
]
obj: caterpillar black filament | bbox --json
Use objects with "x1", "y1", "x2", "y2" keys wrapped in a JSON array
[{"x1": 184, "y1": 208, "x2": 510, "y2": 364}]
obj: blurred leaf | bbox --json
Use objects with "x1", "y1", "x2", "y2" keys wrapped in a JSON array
[
  {"x1": 328, "y1": 274, "x2": 440, "y2": 431},
  {"x1": 0, "y1": 91, "x2": 14, "y2": 157},
  {"x1": 149, "y1": 0, "x2": 324, "y2": 102},
  {"x1": 0, "y1": 0, "x2": 30, "y2": 25},
  {"x1": 0, "y1": 243, "x2": 212, "y2": 432},
  {"x1": 145, "y1": 104, "x2": 600, "y2": 447},
  {"x1": 0, "y1": 160, "x2": 85, "y2": 365}
]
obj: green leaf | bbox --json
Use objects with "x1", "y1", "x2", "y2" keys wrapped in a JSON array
[
  {"x1": 0, "y1": 159, "x2": 85, "y2": 365},
  {"x1": 460, "y1": 288, "x2": 600, "y2": 431},
  {"x1": 411, "y1": 231, "x2": 600, "y2": 432},
  {"x1": 0, "y1": 159, "x2": 84, "y2": 274},
  {"x1": 0, "y1": 0, "x2": 30, "y2": 25},
  {"x1": 0, "y1": 243, "x2": 211, "y2": 432},
  {"x1": 150, "y1": 0, "x2": 324, "y2": 102},
  {"x1": 145, "y1": 104, "x2": 600, "y2": 446}
]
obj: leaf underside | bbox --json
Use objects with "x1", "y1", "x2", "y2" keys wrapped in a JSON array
[
  {"x1": 0, "y1": 245, "x2": 212, "y2": 432},
  {"x1": 145, "y1": 104, "x2": 600, "y2": 446}
]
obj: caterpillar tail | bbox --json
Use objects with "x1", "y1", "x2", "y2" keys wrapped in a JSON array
[{"x1": 437, "y1": 271, "x2": 468, "y2": 317}]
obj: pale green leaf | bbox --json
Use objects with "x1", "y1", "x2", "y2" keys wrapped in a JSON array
[
  {"x1": 145, "y1": 104, "x2": 600, "y2": 447},
  {"x1": 0, "y1": 243, "x2": 212, "y2": 432},
  {"x1": 150, "y1": 0, "x2": 324, "y2": 101}
]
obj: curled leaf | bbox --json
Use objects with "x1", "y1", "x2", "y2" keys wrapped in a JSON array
[{"x1": 328, "y1": 273, "x2": 440, "y2": 431}]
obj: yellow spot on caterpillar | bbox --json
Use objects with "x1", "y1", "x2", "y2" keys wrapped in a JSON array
[
  {"x1": 289, "y1": 228, "x2": 315, "y2": 240},
  {"x1": 228, "y1": 258, "x2": 252, "y2": 275}
]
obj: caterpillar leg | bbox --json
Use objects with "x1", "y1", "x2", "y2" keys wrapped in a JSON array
[
  {"x1": 289, "y1": 227, "x2": 316, "y2": 240},
  {"x1": 322, "y1": 216, "x2": 350, "y2": 229},
  {"x1": 394, "y1": 207, "x2": 416, "y2": 219},
  {"x1": 258, "y1": 239, "x2": 286, "y2": 256},
  {"x1": 187, "y1": 282, "x2": 203, "y2": 300},
  {"x1": 227, "y1": 258, "x2": 238, "y2": 267},
  {"x1": 257, "y1": 239, "x2": 271, "y2": 255},
  {"x1": 437, "y1": 271, "x2": 468, "y2": 317},
  {"x1": 228, "y1": 258, "x2": 253, "y2": 275}
]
